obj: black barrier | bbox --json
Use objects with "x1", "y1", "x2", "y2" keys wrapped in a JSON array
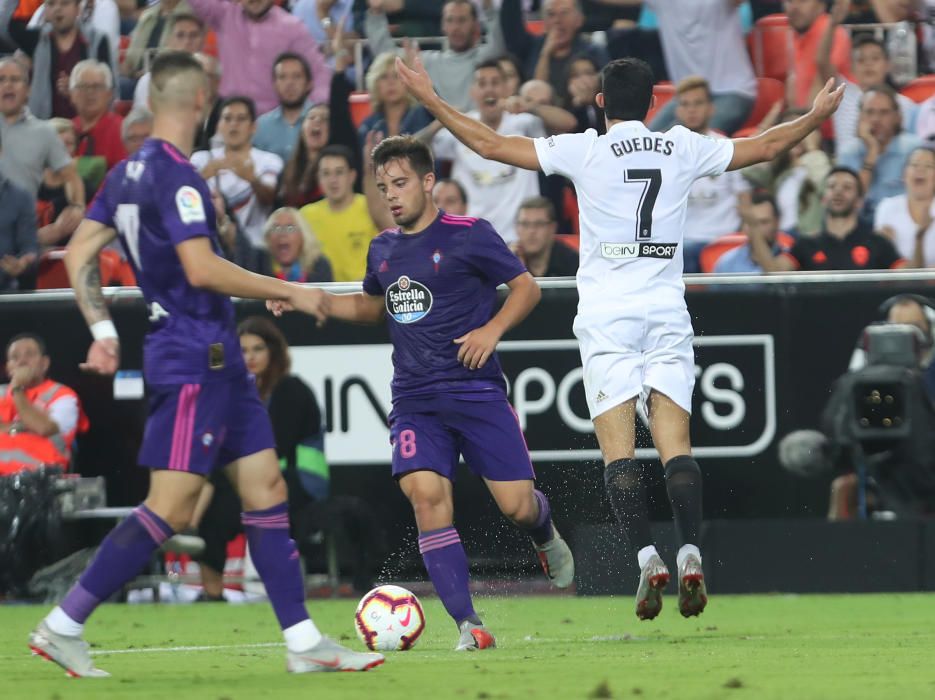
[{"x1": 2, "y1": 274, "x2": 935, "y2": 553}]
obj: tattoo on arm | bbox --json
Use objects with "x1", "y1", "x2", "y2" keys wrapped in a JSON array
[{"x1": 75, "y1": 259, "x2": 111, "y2": 325}]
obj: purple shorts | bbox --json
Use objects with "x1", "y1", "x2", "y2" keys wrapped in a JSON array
[
  {"x1": 389, "y1": 397, "x2": 535, "y2": 482},
  {"x1": 138, "y1": 373, "x2": 275, "y2": 475}
]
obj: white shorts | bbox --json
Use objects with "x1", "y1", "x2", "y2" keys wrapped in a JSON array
[{"x1": 574, "y1": 299, "x2": 696, "y2": 419}]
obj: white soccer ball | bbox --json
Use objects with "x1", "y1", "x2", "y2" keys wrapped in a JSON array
[{"x1": 354, "y1": 585, "x2": 426, "y2": 651}]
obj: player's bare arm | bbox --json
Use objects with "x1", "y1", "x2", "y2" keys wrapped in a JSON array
[
  {"x1": 727, "y1": 78, "x2": 845, "y2": 171},
  {"x1": 65, "y1": 219, "x2": 121, "y2": 375},
  {"x1": 396, "y1": 56, "x2": 541, "y2": 172},
  {"x1": 175, "y1": 238, "x2": 328, "y2": 324},
  {"x1": 326, "y1": 291, "x2": 386, "y2": 324},
  {"x1": 455, "y1": 271, "x2": 540, "y2": 371}
]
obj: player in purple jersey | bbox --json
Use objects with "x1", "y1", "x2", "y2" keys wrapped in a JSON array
[
  {"x1": 27, "y1": 52, "x2": 383, "y2": 677},
  {"x1": 275, "y1": 135, "x2": 575, "y2": 652}
]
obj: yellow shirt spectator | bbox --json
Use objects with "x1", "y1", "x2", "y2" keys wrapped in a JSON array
[{"x1": 300, "y1": 194, "x2": 378, "y2": 282}]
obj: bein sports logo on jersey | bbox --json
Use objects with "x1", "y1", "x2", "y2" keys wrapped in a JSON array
[{"x1": 386, "y1": 275, "x2": 433, "y2": 324}]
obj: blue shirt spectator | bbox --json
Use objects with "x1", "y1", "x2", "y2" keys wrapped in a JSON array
[
  {"x1": 292, "y1": 0, "x2": 354, "y2": 45},
  {"x1": 713, "y1": 241, "x2": 788, "y2": 274},
  {"x1": 253, "y1": 53, "x2": 316, "y2": 163},
  {"x1": 255, "y1": 97, "x2": 315, "y2": 163},
  {"x1": 0, "y1": 173, "x2": 38, "y2": 291}
]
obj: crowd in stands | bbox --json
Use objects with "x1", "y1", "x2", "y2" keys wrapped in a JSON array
[{"x1": 2, "y1": 0, "x2": 935, "y2": 292}]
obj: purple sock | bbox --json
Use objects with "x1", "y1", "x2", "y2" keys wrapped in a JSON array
[
  {"x1": 526, "y1": 489, "x2": 555, "y2": 546},
  {"x1": 418, "y1": 527, "x2": 479, "y2": 627},
  {"x1": 242, "y1": 502, "x2": 309, "y2": 630},
  {"x1": 60, "y1": 505, "x2": 173, "y2": 623}
]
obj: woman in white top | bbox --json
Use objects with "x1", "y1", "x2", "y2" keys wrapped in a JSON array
[{"x1": 874, "y1": 146, "x2": 935, "y2": 267}]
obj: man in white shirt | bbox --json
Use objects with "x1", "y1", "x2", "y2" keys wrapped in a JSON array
[
  {"x1": 192, "y1": 96, "x2": 283, "y2": 249},
  {"x1": 432, "y1": 59, "x2": 544, "y2": 244},
  {"x1": 674, "y1": 77, "x2": 751, "y2": 272},
  {"x1": 398, "y1": 53, "x2": 844, "y2": 621}
]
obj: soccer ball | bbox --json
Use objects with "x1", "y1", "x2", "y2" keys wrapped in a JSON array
[{"x1": 354, "y1": 585, "x2": 426, "y2": 651}]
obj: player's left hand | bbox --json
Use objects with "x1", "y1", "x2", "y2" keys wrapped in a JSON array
[
  {"x1": 454, "y1": 324, "x2": 501, "y2": 370},
  {"x1": 80, "y1": 338, "x2": 120, "y2": 376},
  {"x1": 290, "y1": 286, "x2": 331, "y2": 326},
  {"x1": 395, "y1": 55, "x2": 435, "y2": 105}
]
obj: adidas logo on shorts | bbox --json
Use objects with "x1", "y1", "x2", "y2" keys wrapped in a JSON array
[{"x1": 595, "y1": 390, "x2": 609, "y2": 403}]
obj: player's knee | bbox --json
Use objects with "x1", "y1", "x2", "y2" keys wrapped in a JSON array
[
  {"x1": 240, "y1": 472, "x2": 288, "y2": 511},
  {"x1": 407, "y1": 487, "x2": 451, "y2": 523},
  {"x1": 498, "y1": 494, "x2": 537, "y2": 526}
]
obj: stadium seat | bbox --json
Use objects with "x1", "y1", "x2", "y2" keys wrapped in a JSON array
[
  {"x1": 900, "y1": 74, "x2": 935, "y2": 103},
  {"x1": 562, "y1": 185, "x2": 579, "y2": 237},
  {"x1": 37, "y1": 248, "x2": 133, "y2": 290},
  {"x1": 204, "y1": 30, "x2": 218, "y2": 57},
  {"x1": 118, "y1": 34, "x2": 130, "y2": 66},
  {"x1": 645, "y1": 82, "x2": 674, "y2": 125},
  {"x1": 114, "y1": 99, "x2": 133, "y2": 117},
  {"x1": 349, "y1": 92, "x2": 372, "y2": 129},
  {"x1": 525, "y1": 19, "x2": 545, "y2": 36},
  {"x1": 700, "y1": 231, "x2": 795, "y2": 273},
  {"x1": 555, "y1": 234, "x2": 580, "y2": 252},
  {"x1": 732, "y1": 126, "x2": 759, "y2": 138},
  {"x1": 747, "y1": 13, "x2": 792, "y2": 82},
  {"x1": 737, "y1": 77, "x2": 785, "y2": 133}
]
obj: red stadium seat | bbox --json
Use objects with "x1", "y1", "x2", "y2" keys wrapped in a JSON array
[
  {"x1": 114, "y1": 99, "x2": 133, "y2": 117},
  {"x1": 204, "y1": 30, "x2": 218, "y2": 57},
  {"x1": 118, "y1": 34, "x2": 130, "y2": 66},
  {"x1": 37, "y1": 248, "x2": 133, "y2": 290},
  {"x1": 737, "y1": 77, "x2": 785, "y2": 133},
  {"x1": 747, "y1": 13, "x2": 792, "y2": 82},
  {"x1": 700, "y1": 231, "x2": 795, "y2": 273},
  {"x1": 562, "y1": 184, "x2": 579, "y2": 237},
  {"x1": 555, "y1": 234, "x2": 580, "y2": 252},
  {"x1": 525, "y1": 19, "x2": 545, "y2": 36},
  {"x1": 349, "y1": 92, "x2": 372, "y2": 129},
  {"x1": 645, "y1": 82, "x2": 674, "y2": 126},
  {"x1": 900, "y1": 74, "x2": 935, "y2": 103}
]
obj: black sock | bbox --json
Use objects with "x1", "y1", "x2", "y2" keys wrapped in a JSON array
[
  {"x1": 604, "y1": 458, "x2": 654, "y2": 553},
  {"x1": 664, "y1": 455, "x2": 703, "y2": 547}
]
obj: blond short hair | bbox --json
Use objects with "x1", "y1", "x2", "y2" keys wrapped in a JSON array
[
  {"x1": 263, "y1": 207, "x2": 323, "y2": 272},
  {"x1": 366, "y1": 52, "x2": 416, "y2": 114},
  {"x1": 675, "y1": 76, "x2": 712, "y2": 100}
]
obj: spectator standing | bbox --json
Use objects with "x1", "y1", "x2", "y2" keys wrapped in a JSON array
[
  {"x1": 838, "y1": 84, "x2": 922, "y2": 214},
  {"x1": 70, "y1": 58, "x2": 127, "y2": 171},
  {"x1": 0, "y1": 133, "x2": 37, "y2": 291},
  {"x1": 0, "y1": 333, "x2": 88, "y2": 474},
  {"x1": 121, "y1": 105, "x2": 152, "y2": 154},
  {"x1": 254, "y1": 52, "x2": 315, "y2": 164},
  {"x1": 431, "y1": 59, "x2": 545, "y2": 244},
  {"x1": 193, "y1": 51, "x2": 222, "y2": 151},
  {"x1": 280, "y1": 104, "x2": 330, "y2": 207},
  {"x1": 192, "y1": 96, "x2": 283, "y2": 249},
  {"x1": 675, "y1": 77, "x2": 751, "y2": 272},
  {"x1": 501, "y1": 0, "x2": 608, "y2": 108},
  {"x1": 187, "y1": 0, "x2": 331, "y2": 114},
  {"x1": 874, "y1": 146, "x2": 935, "y2": 267},
  {"x1": 786, "y1": 0, "x2": 853, "y2": 109},
  {"x1": 0, "y1": 57, "x2": 85, "y2": 213},
  {"x1": 120, "y1": 0, "x2": 192, "y2": 82},
  {"x1": 366, "y1": 0, "x2": 504, "y2": 112},
  {"x1": 750, "y1": 167, "x2": 905, "y2": 271},
  {"x1": 299, "y1": 144, "x2": 376, "y2": 281},
  {"x1": 512, "y1": 196, "x2": 578, "y2": 277},
  {"x1": 0, "y1": 0, "x2": 116, "y2": 119},
  {"x1": 292, "y1": 0, "x2": 357, "y2": 67}
]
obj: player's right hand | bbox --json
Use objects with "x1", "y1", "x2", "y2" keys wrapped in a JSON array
[
  {"x1": 80, "y1": 338, "x2": 120, "y2": 376},
  {"x1": 810, "y1": 77, "x2": 846, "y2": 121},
  {"x1": 290, "y1": 287, "x2": 331, "y2": 326}
]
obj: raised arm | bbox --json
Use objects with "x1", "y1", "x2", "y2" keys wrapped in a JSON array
[
  {"x1": 727, "y1": 78, "x2": 845, "y2": 171},
  {"x1": 397, "y1": 56, "x2": 541, "y2": 171},
  {"x1": 817, "y1": 0, "x2": 849, "y2": 84}
]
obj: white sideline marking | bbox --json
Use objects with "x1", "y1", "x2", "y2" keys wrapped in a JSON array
[{"x1": 90, "y1": 642, "x2": 285, "y2": 656}]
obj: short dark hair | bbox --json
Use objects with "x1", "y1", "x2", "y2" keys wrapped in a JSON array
[
  {"x1": 826, "y1": 165, "x2": 864, "y2": 197},
  {"x1": 749, "y1": 190, "x2": 779, "y2": 219},
  {"x1": 862, "y1": 82, "x2": 900, "y2": 112},
  {"x1": 6, "y1": 332, "x2": 47, "y2": 358},
  {"x1": 150, "y1": 50, "x2": 204, "y2": 90},
  {"x1": 435, "y1": 177, "x2": 467, "y2": 205},
  {"x1": 371, "y1": 135, "x2": 435, "y2": 178},
  {"x1": 518, "y1": 196, "x2": 556, "y2": 221},
  {"x1": 169, "y1": 12, "x2": 205, "y2": 33},
  {"x1": 273, "y1": 51, "x2": 311, "y2": 82},
  {"x1": 854, "y1": 35, "x2": 887, "y2": 56},
  {"x1": 443, "y1": 0, "x2": 477, "y2": 21},
  {"x1": 317, "y1": 143, "x2": 356, "y2": 170},
  {"x1": 219, "y1": 95, "x2": 256, "y2": 122},
  {"x1": 600, "y1": 58, "x2": 655, "y2": 122},
  {"x1": 474, "y1": 58, "x2": 505, "y2": 78}
]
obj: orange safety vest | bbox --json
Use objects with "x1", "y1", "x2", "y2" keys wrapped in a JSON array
[{"x1": 0, "y1": 379, "x2": 90, "y2": 476}]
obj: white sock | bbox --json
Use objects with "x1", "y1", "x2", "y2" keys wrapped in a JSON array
[
  {"x1": 45, "y1": 606, "x2": 84, "y2": 637},
  {"x1": 283, "y1": 619, "x2": 323, "y2": 653},
  {"x1": 677, "y1": 544, "x2": 701, "y2": 570},
  {"x1": 636, "y1": 545, "x2": 659, "y2": 570}
]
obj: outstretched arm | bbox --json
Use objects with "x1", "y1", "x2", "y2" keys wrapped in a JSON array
[
  {"x1": 396, "y1": 56, "x2": 541, "y2": 171},
  {"x1": 727, "y1": 78, "x2": 845, "y2": 171},
  {"x1": 326, "y1": 291, "x2": 386, "y2": 324}
]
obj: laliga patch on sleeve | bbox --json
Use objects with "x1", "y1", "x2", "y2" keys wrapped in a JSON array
[{"x1": 175, "y1": 185, "x2": 207, "y2": 224}]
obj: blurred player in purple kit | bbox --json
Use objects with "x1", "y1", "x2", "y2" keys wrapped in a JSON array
[
  {"x1": 278, "y1": 135, "x2": 574, "y2": 651},
  {"x1": 27, "y1": 51, "x2": 383, "y2": 677}
]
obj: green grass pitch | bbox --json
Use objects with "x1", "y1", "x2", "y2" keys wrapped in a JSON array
[{"x1": 3, "y1": 594, "x2": 935, "y2": 699}]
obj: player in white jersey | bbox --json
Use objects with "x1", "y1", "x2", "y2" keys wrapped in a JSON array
[{"x1": 397, "y1": 55, "x2": 844, "y2": 620}]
